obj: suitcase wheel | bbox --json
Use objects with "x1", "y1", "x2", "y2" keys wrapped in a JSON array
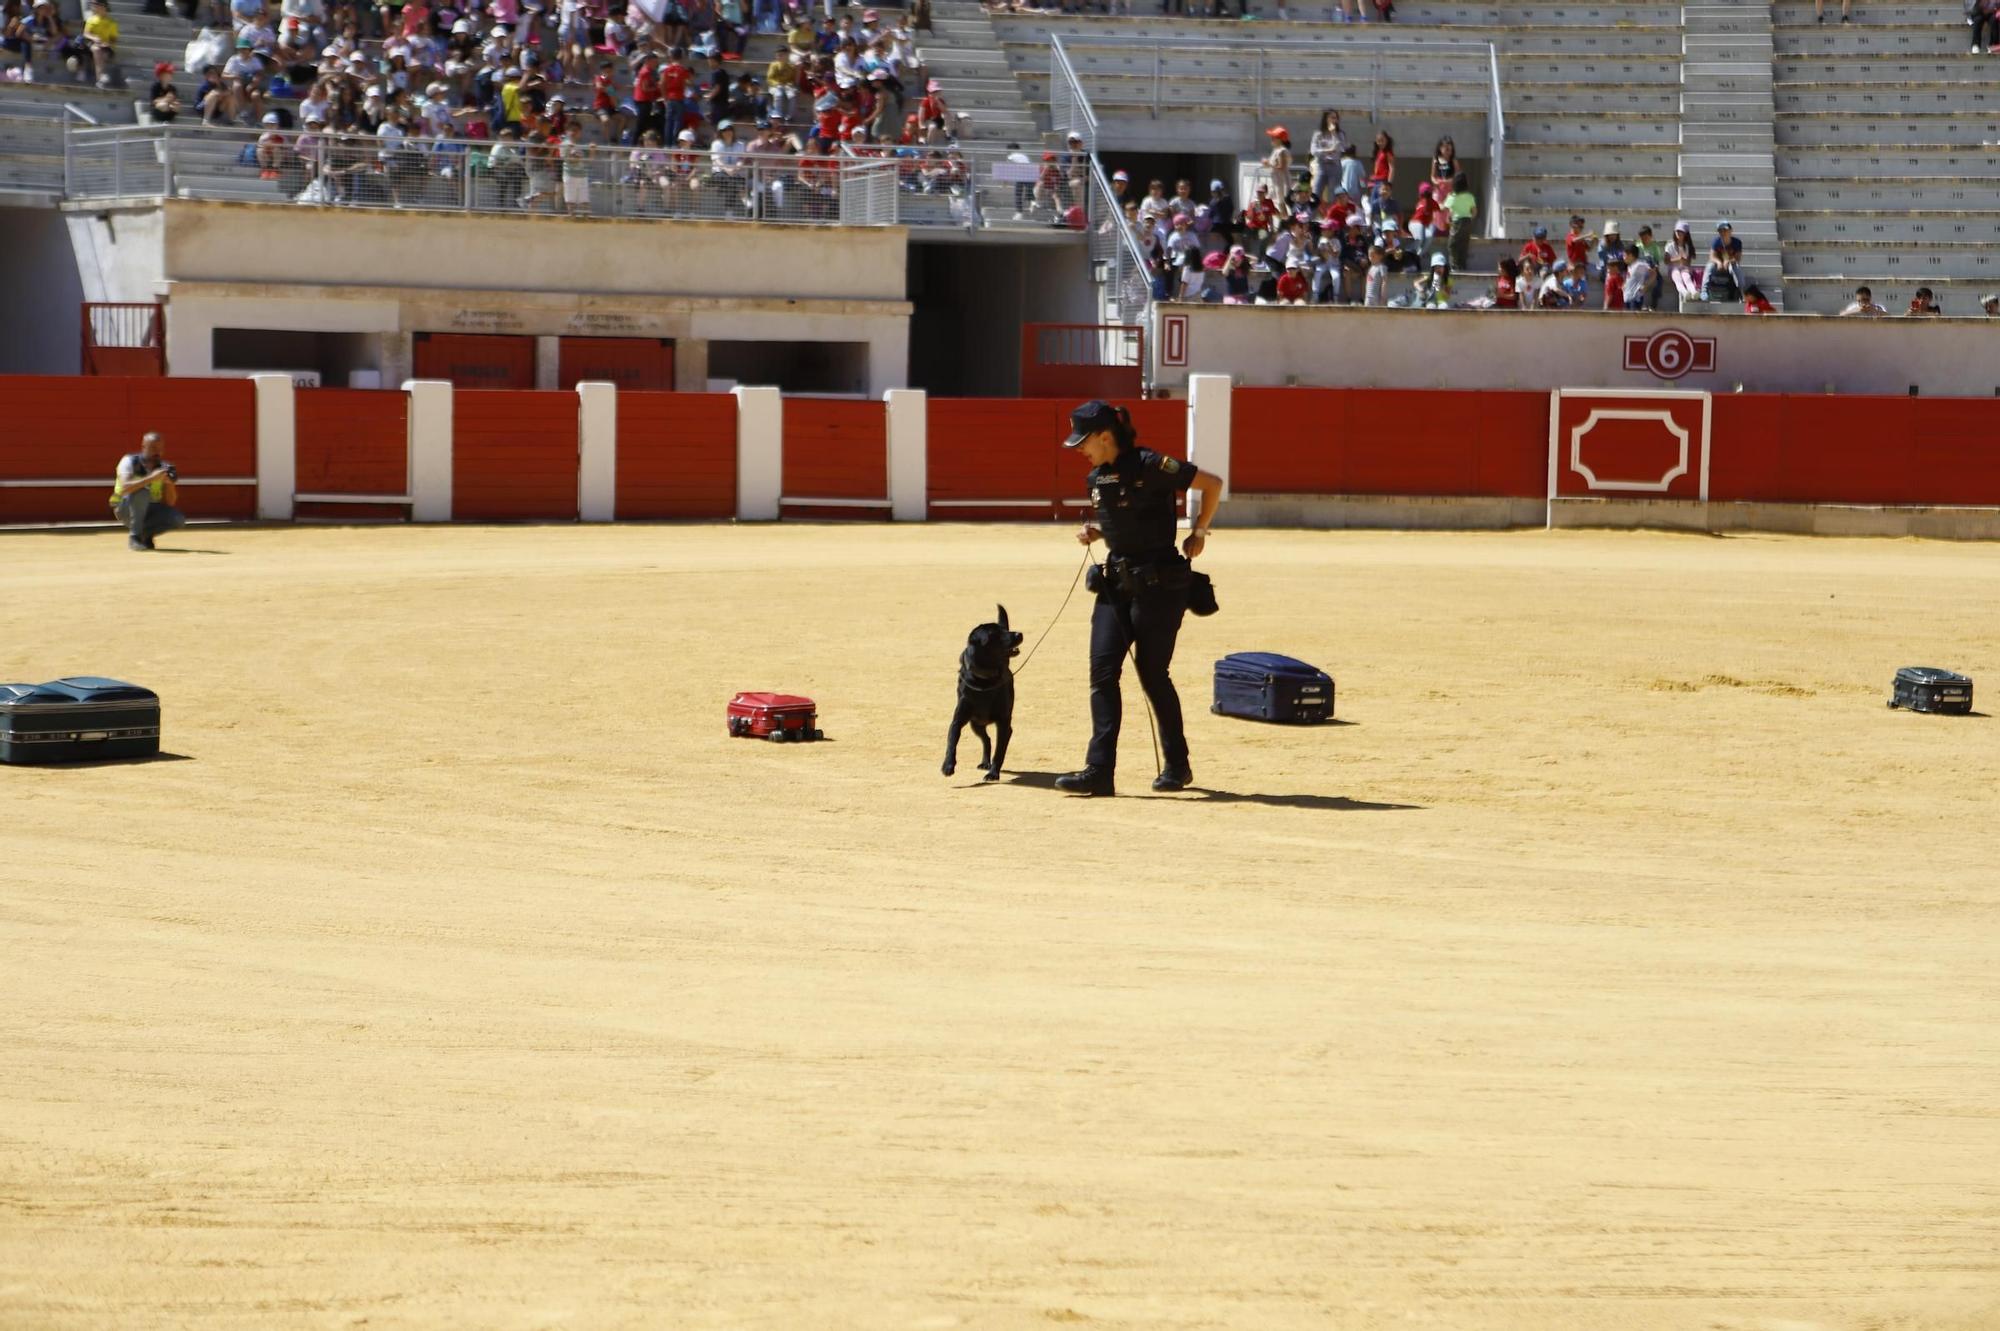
[
  {"x1": 1210, "y1": 703, "x2": 1222, "y2": 715},
  {"x1": 769, "y1": 730, "x2": 787, "y2": 742},
  {"x1": 809, "y1": 729, "x2": 824, "y2": 741}
]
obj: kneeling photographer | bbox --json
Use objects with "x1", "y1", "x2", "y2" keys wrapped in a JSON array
[{"x1": 1056, "y1": 400, "x2": 1223, "y2": 798}]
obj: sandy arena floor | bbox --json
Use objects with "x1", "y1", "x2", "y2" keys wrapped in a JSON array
[{"x1": 2, "y1": 522, "x2": 1997, "y2": 1331}]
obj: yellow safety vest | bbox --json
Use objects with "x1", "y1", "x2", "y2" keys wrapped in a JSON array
[{"x1": 110, "y1": 455, "x2": 164, "y2": 509}]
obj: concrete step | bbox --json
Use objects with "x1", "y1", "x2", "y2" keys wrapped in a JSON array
[
  {"x1": 1507, "y1": 113, "x2": 1680, "y2": 143},
  {"x1": 1779, "y1": 176, "x2": 2000, "y2": 208},
  {"x1": 1776, "y1": 86, "x2": 2000, "y2": 113},
  {"x1": 1778, "y1": 276, "x2": 1997, "y2": 316},
  {"x1": 1776, "y1": 113, "x2": 2000, "y2": 145},
  {"x1": 1778, "y1": 145, "x2": 2000, "y2": 173},
  {"x1": 1512, "y1": 143, "x2": 1680, "y2": 173},
  {"x1": 1508, "y1": 175, "x2": 1680, "y2": 207},
  {"x1": 1774, "y1": 26, "x2": 1972, "y2": 54},
  {"x1": 1785, "y1": 243, "x2": 2000, "y2": 280},
  {"x1": 1780, "y1": 209, "x2": 2000, "y2": 242}
]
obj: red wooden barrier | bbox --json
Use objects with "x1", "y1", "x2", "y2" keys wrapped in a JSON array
[
  {"x1": 294, "y1": 388, "x2": 410, "y2": 521},
  {"x1": 615, "y1": 391, "x2": 736, "y2": 519},
  {"x1": 1711, "y1": 395, "x2": 2000, "y2": 507},
  {"x1": 452, "y1": 389, "x2": 579, "y2": 521},
  {"x1": 0, "y1": 375, "x2": 256, "y2": 524},
  {"x1": 924, "y1": 396, "x2": 1185, "y2": 521},
  {"x1": 782, "y1": 398, "x2": 887, "y2": 518},
  {"x1": 1232, "y1": 387, "x2": 1548, "y2": 498}
]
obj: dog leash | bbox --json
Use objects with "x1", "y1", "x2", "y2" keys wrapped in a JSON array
[
  {"x1": 1012, "y1": 550, "x2": 1164, "y2": 780},
  {"x1": 1009, "y1": 550, "x2": 1091, "y2": 680}
]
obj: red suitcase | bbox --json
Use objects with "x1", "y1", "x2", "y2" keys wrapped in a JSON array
[{"x1": 727, "y1": 692, "x2": 822, "y2": 742}]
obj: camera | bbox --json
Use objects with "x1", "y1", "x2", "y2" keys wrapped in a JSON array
[{"x1": 163, "y1": 464, "x2": 178, "y2": 480}]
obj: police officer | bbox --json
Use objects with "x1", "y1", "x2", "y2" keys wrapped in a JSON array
[{"x1": 1055, "y1": 400, "x2": 1222, "y2": 797}]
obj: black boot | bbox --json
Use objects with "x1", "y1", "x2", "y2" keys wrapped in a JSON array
[
  {"x1": 1054, "y1": 766, "x2": 1115, "y2": 796},
  {"x1": 1151, "y1": 763, "x2": 1192, "y2": 793}
]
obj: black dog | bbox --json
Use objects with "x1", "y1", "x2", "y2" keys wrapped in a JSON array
[{"x1": 942, "y1": 604, "x2": 1022, "y2": 781}]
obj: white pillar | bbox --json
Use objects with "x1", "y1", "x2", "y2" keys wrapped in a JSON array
[
  {"x1": 1187, "y1": 373, "x2": 1232, "y2": 504},
  {"x1": 534, "y1": 336, "x2": 560, "y2": 390},
  {"x1": 250, "y1": 373, "x2": 296, "y2": 521},
  {"x1": 576, "y1": 381, "x2": 617, "y2": 522},
  {"x1": 733, "y1": 385, "x2": 783, "y2": 521},
  {"x1": 404, "y1": 379, "x2": 453, "y2": 522},
  {"x1": 884, "y1": 387, "x2": 927, "y2": 522}
]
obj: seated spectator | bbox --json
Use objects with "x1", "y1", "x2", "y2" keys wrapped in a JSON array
[
  {"x1": 1520, "y1": 224, "x2": 1554, "y2": 270},
  {"x1": 1205, "y1": 179, "x2": 1234, "y2": 244},
  {"x1": 79, "y1": 0, "x2": 117, "y2": 86},
  {"x1": 1273, "y1": 259, "x2": 1308, "y2": 306},
  {"x1": 1594, "y1": 219, "x2": 1623, "y2": 276},
  {"x1": 1240, "y1": 183, "x2": 1277, "y2": 245},
  {"x1": 1493, "y1": 256, "x2": 1522, "y2": 309},
  {"x1": 147, "y1": 62, "x2": 182, "y2": 121},
  {"x1": 1905, "y1": 286, "x2": 1943, "y2": 316},
  {"x1": 1362, "y1": 244, "x2": 1389, "y2": 306},
  {"x1": 1220, "y1": 246, "x2": 1252, "y2": 304},
  {"x1": 1536, "y1": 259, "x2": 1571, "y2": 308},
  {"x1": 1701, "y1": 234, "x2": 1740, "y2": 304},
  {"x1": 1709, "y1": 220, "x2": 1742, "y2": 272},
  {"x1": 1663, "y1": 223, "x2": 1700, "y2": 304},
  {"x1": 1742, "y1": 284, "x2": 1774, "y2": 315},
  {"x1": 1406, "y1": 181, "x2": 1439, "y2": 247},
  {"x1": 1618, "y1": 243, "x2": 1652, "y2": 310},
  {"x1": 1602, "y1": 255, "x2": 1628, "y2": 310},
  {"x1": 1838, "y1": 285, "x2": 1886, "y2": 316},
  {"x1": 1983, "y1": 293, "x2": 2000, "y2": 318},
  {"x1": 1406, "y1": 252, "x2": 1450, "y2": 309},
  {"x1": 1970, "y1": 0, "x2": 2000, "y2": 50},
  {"x1": 1559, "y1": 260, "x2": 1588, "y2": 306}
]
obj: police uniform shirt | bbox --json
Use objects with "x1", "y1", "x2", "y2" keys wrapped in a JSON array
[{"x1": 1088, "y1": 447, "x2": 1198, "y2": 559}]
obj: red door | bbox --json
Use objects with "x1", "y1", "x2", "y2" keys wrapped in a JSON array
[
  {"x1": 413, "y1": 332, "x2": 536, "y2": 389},
  {"x1": 558, "y1": 337, "x2": 676, "y2": 391}
]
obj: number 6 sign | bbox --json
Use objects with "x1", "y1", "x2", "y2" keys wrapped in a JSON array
[{"x1": 1624, "y1": 329, "x2": 1716, "y2": 382}]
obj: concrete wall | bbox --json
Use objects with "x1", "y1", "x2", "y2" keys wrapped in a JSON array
[
  {"x1": 0, "y1": 207, "x2": 86, "y2": 374},
  {"x1": 65, "y1": 200, "x2": 913, "y2": 394},
  {"x1": 1152, "y1": 304, "x2": 2000, "y2": 398},
  {"x1": 156, "y1": 200, "x2": 909, "y2": 303}
]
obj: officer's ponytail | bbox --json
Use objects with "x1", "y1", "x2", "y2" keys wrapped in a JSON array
[{"x1": 1110, "y1": 405, "x2": 1138, "y2": 454}]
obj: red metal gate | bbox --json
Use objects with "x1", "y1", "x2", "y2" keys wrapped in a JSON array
[
  {"x1": 1020, "y1": 323, "x2": 1143, "y2": 400},
  {"x1": 81, "y1": 303, "x2": 165, "y2": 377}
]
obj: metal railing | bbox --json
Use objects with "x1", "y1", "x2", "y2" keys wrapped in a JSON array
[
  {"x1": 62, "y1": 123, "x2": 916, "y2": 226},
  {"x1": 1485, "y1": 43, "x2": 1506, "y2": 241},
  {"x1": 1049, "y1": 38, "x2": 1150, "y2": 327},
  {"x1": 56, "y1": 123, "x2": 1140, "y2": 238}
]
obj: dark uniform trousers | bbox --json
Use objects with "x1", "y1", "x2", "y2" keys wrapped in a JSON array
[
  {"x1": 1086, "y1": 579, "x2": 1189, "y2": 773},
  {"x1": 1082, "y1": 444, "x2": 1199, "y2": 775}
]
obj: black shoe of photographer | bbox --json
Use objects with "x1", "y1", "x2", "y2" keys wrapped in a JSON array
[
  {"x1": 1054, "y1": 766, "x2": 1115, "y2": 797},
  {"x1": 1151, "y1": 763, "x2": 1193, "y2": 793}
]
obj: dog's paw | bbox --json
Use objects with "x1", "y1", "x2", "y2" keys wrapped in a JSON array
[
  {"x1": 941, "y1": 761, "x2": 955, "y2": 777},
  {"x1": 976, "y1": 759, "x2": 991, "y2": 772},
  {"x1": 983, "y1": 768, "x2": 1001, "y2": 782}
]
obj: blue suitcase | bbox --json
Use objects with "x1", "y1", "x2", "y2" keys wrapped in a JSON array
[
  {"x1": 0, "y1": 677, "x2": 161, "y2": 764},
  {"x1": 1211, "y1": 652, "x2": 1334, "y2": 724}
]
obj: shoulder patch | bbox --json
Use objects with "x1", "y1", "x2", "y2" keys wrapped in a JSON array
[{"x1": 1158, "y1": 455, "x2": 1181, "y2": 474}]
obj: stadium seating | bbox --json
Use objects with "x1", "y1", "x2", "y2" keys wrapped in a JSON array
[{"x1": 8, "y1": 0, "x2": 2000, "y2": 316}]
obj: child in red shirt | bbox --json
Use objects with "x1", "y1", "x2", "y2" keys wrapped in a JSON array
[
  {"x1": 1743, "y1": 284, "x2": 1774, "y2": 314},
  {"x1": 1520, "y1": 226, "x2": 1555, "y2": 269},
  {"x1": 1602, "y1": 258, "x2": 1627, "y2": 310},
  {"x1": 1275, "y1": 265, "x2": 1307, "y2": 304},
  {"x1": 1493, "y1": 256, "x2": 1521, "y2": 309},
  {"x1": 1564, "y1": 215, "x2": 1595, "y2": 270}
]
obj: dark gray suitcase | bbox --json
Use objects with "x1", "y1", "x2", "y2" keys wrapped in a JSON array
[
  {"x1": 0, "y1": 677, "x2": 161, "y2": 764},
  {"x1": 1212, "y1": 652, "x2": 1335, "y2": 724},
  {"x1": 1888, "y1": 666, "x2": 1972, "y2": 715}
]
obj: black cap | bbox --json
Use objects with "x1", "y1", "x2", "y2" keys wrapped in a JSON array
[{"x1": 1063, "y1": 399, "x2": 1121, "y2": 448}]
